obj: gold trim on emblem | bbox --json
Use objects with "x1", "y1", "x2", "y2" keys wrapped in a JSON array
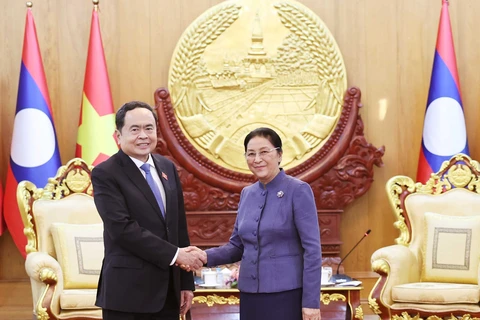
[{"x1": 168, "y1": 0, "x2": 347, "y2": 173}]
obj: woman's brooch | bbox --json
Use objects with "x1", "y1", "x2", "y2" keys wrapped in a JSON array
[{"x1": 277, "y1": 191, "x2": 284, "y2": 198}]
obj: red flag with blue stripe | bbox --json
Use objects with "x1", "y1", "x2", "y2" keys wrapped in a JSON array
[
  {"x1": 416, "y1": 0, "x2": 469, "y2": 183},
  {"x1": 3, "y1": 8, "x2": 61, "y2": 257}
]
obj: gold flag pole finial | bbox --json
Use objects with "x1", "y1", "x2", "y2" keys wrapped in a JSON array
[
  {"x1": 93, "y1": 0, "x2": 99, "y2": 11},
  {"x1": 26, "y1": 1, "x2": 33, "y2": 8}
]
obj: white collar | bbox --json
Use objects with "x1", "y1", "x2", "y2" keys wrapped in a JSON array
[{"x1": 129, "y1": 154, "x2": 155, "y2": 169}]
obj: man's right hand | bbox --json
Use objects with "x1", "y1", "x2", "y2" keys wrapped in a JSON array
[{"x1": 175, "y1": 246, "x2": 207, "y2": 271}]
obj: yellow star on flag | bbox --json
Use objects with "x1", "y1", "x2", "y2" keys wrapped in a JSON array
[{"x1": 77, "y1": 93, "x2": 117, "y2": 165}]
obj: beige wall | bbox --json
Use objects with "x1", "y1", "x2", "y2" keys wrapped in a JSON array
[{"x1": 1, "y1": 0, "x2": 480, "y2": 280}]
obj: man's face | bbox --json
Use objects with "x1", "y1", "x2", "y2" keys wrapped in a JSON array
[{"x1": 116, "y1": 107, "x2": 158, "y2": 162}]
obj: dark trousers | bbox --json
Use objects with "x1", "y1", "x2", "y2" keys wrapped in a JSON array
[
  {"x1": 102, "y1": 274, "x2": 179, "y2": 320},
  {"x1": 240, "y1": 288, "x2": 303, "y2": 320}
]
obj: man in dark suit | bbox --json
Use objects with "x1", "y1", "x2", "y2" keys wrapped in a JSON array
[{"x1": 91, "y1": 101, "x2": 206, "y2": 320}]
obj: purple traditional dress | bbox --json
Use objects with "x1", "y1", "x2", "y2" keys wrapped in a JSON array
[{"x1": 206, "y1": 169, "x2": 322, "y2": 320}]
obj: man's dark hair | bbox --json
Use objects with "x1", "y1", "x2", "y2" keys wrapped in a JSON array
[
  {"x1": 115, "y1": 101, "x2": 158, "y2": 131},
  {"x1": 243, "y1": 127, "x2": 283, "y2": 152}
]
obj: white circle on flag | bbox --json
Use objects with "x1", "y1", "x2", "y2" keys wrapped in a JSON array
[
  {"x1": 11, "y1": 108, "x2": 56, "y2": 167},
  {"x1": 423, "y1": 97, "x2": 467, "y2": 156}
]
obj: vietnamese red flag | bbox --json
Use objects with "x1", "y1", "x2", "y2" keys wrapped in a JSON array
[
  {"x1": 4, "y1": 8, "x2": 61, "y2": 257},
  {"x1": 416, "y1": 0, "x2": 469, "y2": 183},
  {"x1": 0, "y1": 182, "x2": 5, "y2": 236},
  {"x1": 75, "y1": 7, "x2": 117, "y2": 166}
]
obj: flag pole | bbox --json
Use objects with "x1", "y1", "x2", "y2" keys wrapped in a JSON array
[{"x1": 93, "y1": 0, "x2": 99, "y2": 11}]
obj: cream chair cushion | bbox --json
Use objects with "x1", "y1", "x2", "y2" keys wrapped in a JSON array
[
  {"x1": 404, "y1": 189, "x2": 480, "y2": 274},
  {"x1": 422, "y1": 212, "x2": 480, "y2": 284},
  {"x1": 50, "y1": 223, "x2": 104, "y2": 289},
  {"x1": 33, "y1": 194, "x2": 101, "y2": 258},
  {"x1": 392, "y1": 282, "x2": 480, "y2": 304},
  {"x1": 60, "y1": 289, "x2": 99, "y2": 310}
]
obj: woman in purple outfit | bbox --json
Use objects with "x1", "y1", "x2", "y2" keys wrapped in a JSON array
[{"x1": 205, "y1": 127, "x2": 322, "y2": 320}]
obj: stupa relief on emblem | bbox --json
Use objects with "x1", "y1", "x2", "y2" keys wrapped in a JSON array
[{"x1": 168, "y1": 0, "x2": 347, "y2": 174}]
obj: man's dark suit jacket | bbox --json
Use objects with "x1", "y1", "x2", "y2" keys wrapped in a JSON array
[{"x1": 91, "y1": 150, "x2": 194, "y2": 313}]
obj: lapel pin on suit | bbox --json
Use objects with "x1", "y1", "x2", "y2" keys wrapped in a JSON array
[
  {"x1": 277, "y1": 191, "x2": 284, "y2": 198},
  {"x1": 162, "y1": 172, "x2": 168, "y2": 180}
]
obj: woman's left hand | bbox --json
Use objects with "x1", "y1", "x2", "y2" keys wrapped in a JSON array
[{"x1": 302, "y1": 307, "x2": 321, "y2": 320}]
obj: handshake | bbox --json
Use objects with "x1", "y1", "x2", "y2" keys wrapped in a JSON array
[{"x1": 175, "y1": 246, "x2": 207, "y2": 271}]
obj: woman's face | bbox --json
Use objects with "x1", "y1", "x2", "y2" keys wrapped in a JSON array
[{"x1": 245, "y1": 136, "x2": 282, "y2": 185}]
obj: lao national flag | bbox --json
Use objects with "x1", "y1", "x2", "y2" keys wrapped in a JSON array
[
  {"x1": 416, "y1": 0, "x2": 469, "y2": 183},
  {"x1": 3, "y1": 8, "x2": 61, "y2": 257}
]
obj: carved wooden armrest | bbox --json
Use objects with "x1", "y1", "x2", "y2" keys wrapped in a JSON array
[{"x1": 25, "y1": 252, "x2": 63, "y2": 320}]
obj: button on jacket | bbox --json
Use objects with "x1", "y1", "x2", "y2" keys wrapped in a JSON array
[{"x1": 206, "y1": 170, "x2": 322, "y2": 308}]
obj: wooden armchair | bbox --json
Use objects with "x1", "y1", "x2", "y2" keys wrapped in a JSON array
[
  {"x1": 369, "y1": 154, "x2": 480, "y2": 320},
  {"x1": 19, "y1": 158, "x2": 103, "y2": 320}
]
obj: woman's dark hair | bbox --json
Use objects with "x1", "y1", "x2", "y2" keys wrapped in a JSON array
[
  {"x1": 243, "y1": 127, "x2": 283, "y2": 152},
  {"x1": 115, "y1": 101, "x2": 158, "y2": 131}
]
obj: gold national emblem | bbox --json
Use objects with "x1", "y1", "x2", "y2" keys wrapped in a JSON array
[{"x1": 168, "y1": 0, "x2": 347, "y2": 174}]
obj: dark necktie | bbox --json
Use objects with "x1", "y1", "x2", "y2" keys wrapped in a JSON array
[{"x1": 140, "y1": 163, "x2": 165, "y2": 217}]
